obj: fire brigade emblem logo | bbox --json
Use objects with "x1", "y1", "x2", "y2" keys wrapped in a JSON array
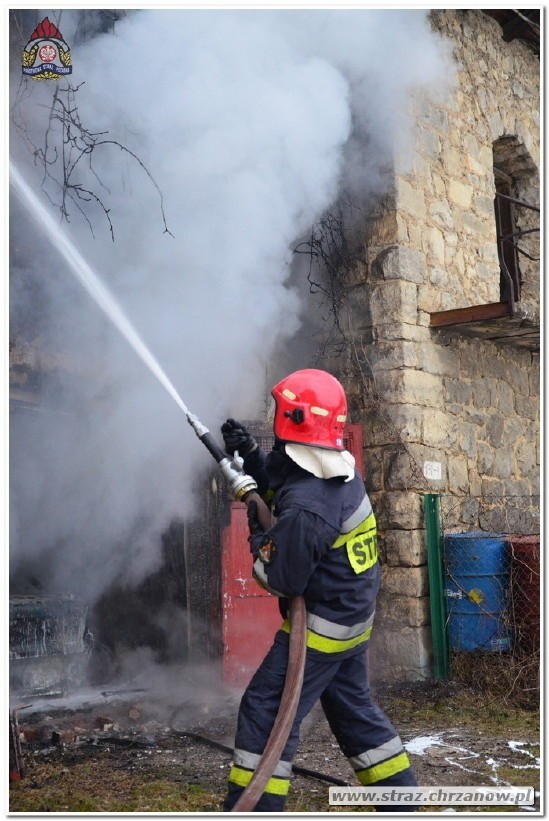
[
  {"x1": 259, "y1": 537, "x2": 277, "y2": 565},
  {"x1": 22, "y1": 17, "x2": 72, "y2": 81}
]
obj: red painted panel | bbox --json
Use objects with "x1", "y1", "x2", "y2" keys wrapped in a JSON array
[
  {"x1": 222, "y1": 503, "x2": 270, "y2": 598},
  {"x1": 344, "y1": 423, "x2": 364, "y2": 476},
  {"x1": 221, "y1": 503, "x2": 281, "y2": 687},
  {"x1": 222, "y1": 594, "x2": 281, "y2": 687},
  {"x1": 221, "y1": 423, "x2": 365, "y2": 687}
]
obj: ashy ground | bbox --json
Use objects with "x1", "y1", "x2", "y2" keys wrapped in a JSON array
[{"x1": 9, "y1": 680, "x2": 540, "y2": 814}]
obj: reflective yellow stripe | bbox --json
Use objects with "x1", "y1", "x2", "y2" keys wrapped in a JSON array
[
  {"x1": 349, "y1": 737, "x2": 403, "y2": 769},
  {"x1": 280, "y1": 620, "x2": 372, "y2": 653},
  {"x1": 356, "y1": 752, "x2": 411, "y2": 785},
  {"x1": 332, "y1": 512, "x2": 377, "y2": 548},
  {"x1": 228, "y1": 765, "x2": 290, "y2": 796},
  {"x1": 332, "y1": 512, "x2": 378, "y2": 575}
]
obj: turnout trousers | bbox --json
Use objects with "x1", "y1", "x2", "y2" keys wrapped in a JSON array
[{"x1": 223, "y1": 635, "x2": 416, "y2": 812}]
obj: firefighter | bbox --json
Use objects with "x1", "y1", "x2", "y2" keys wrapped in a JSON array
[{"x1": 221, "y1": 369, "x2": 417, "y2": 813}]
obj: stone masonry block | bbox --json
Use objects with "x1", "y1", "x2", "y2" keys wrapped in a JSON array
[
  {"x1": 529, "y1": 363, "x2": 540, "y2": 395},
  {"x1": 375, "y1": 369, "x2": 444, "y2": 408},
  {"x1": 493, "y1": 380, "x2": 515, "y2": 413},
  {"x1": 381, "y1": 566, "x2": 429, "y2": 598},
  {"x1": 448, "y1": 179, "x2": 474, "y2": 208},
  {"x1": 384, "y1": 443, "x2": 446, "y2": 491},
  {"x1": 376, "y1": 591, "x2": 431, "y2": 627},
  {"x1": 493, "y1": 449, "x2": 513, "y2": 478},
  {"x1": 375, "y1": 323, "x2": 431, "y2": 343},
  {"x1": 371, "y1": 491, "x2": 423, "y2": 530},
  {"x1": 396, "y1": 178, "x2": 426, "y2": 218},
  {"x1": 472, "y1": 377, "x2": 497, "y2": 407},
  {"x1": 477, "y1": 442, "x2": 495, "y2": 474},
  {"x1": 481, "y1": 477, "x2": 505, "y2": 496},
  {"x1": 388, "y1": 405, "x2": 424, "y2": 444},
  {"x1": 480, "y1": 348, "x2": 528, "y2": 384},
  {"x1": 370, "y1": 624, "x2": 432, "y2": 682},
  {"x1": 418, "y1": 98, "x2": 450, "y2": 133},
  {"x1": 464, "y1": 133, "x2": 480, "y2": 159},
  {"x1": 485, "y1": 414, "x2": 505, "y2": 447},
  {"x1": 478, "y1": 243, "x2": 500, "y2": 266},
  {"x1": 467, "y1": 469, "x2": 482, "y2": 498},
  {"x1": 462, "y1": 406, "x2": 486, "y2": 426},
  {"x1": 428, "y1": 267, "x2": 450, "y2": 289},
  {"x1": 425, "y1": 226, "x2": 445, "y2": 265},
  {"x1": 376, "y1": 246, "x2": 425, "y2": 284},
  {"x1": 515, "y1": 394, "x2": 538, "y2": 421},
  {"x1": 360, "y1": 406, "x2": 411, "y2": 448},
  {"x1": 433, "y1": 173, "x2": 446, "y2": 197},
  {"x1": 444, "y1": 378, "x2": 472, "y2": 405},
  {"x1": 346, "y1": 283, "x2": 373, "y2": 331},
  {"x1": 384, "y1": 447, "x2": 420, "y2": 491},
  {"x1": 479, "y1": 145, "x2": 494, "y2": 168},
  {"x1": 367, "y1": 341, "x2": 420, "y2": 372},
  {"x1": 515, "y1": 441, "x2": 537, "y2": 477},
  {"x1": 422, "y1": 409, "x2": 457, "y2": 449},
  {"x1": 458, "y1": 421, "x2": 478, "y2": 458},
  {"x1": 448, "y1": 456, "x2": 469, "y2": 494},
  {"x1": 370, "y1": 280, "x2": 418, "y2": 326},
  {"x1": 420, "y1": 128, "x2": 442, "y2": 158},
  {"x1": 418, "y1": 345, "x2": 460, "y2": 379},
  {"x1": 488, "y1": 111, "x2": 504, "y2": 140},
  {"x1": 395, "y1": 214, "x2": 410, "y2": 244},
  {"x1": 408, "y1": 221, "x2": 424, "y2": 249},
  {"x1": 429, "y1": 199, "x2": 454, "y2": 229},
  {"x1": 363, "y1": 447, "x2": 383, "y2": 492},
  {"x1": 504, "y1": 417, "x2": 526, "y2": 442},
  {"x1": 441, "y1": 146, "x2": 462, "y2": 177},
  {"x1": 385, "y1": 529, "x2": 427, "y2": 567},
  {"x1": 367, "y1": 213, "x2": 399, "y2": 249},
  {"x1": 504, "y1": 362, "x2": 530, "y2": 396},
  {"x1": 462, "y1": 211, "x2": 491, "y2": 238}
]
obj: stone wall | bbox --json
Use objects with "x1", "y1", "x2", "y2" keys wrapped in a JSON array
[
  {"x1": 331, "y1": 10, "x2": 540, "y2": 680},
  {"x1": 401, "y1": 10, "x2": 539, "y2": 314},
  {"x1": 365, "y1": 329, "x2": 540, "y2": 679}
]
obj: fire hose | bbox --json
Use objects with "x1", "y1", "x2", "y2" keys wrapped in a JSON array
[{"x1": 186, "y1": 412, "x2": 307, "y2": 812}]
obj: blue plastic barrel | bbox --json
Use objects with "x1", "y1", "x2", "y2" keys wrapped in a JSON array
[{"x1": 444, "y1": 532, "x2": 510, "y2": 652}]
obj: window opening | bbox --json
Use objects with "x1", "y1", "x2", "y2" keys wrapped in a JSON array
[
  {"x1": 492, "y1": 138, "x2": 539, "y2": 315},
  {"x1": 494, "y1": 169, "x2": 521, "y2": 304}
]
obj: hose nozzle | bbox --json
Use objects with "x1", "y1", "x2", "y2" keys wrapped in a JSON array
[
  {"x1": 218, "y1": 457, "x2": 258, "y2": 501},
  {"x1": 186, "y1": 411, "x2": 258, "y2": 501},
  {"x1": 186, "y1": 412, "x2": 209, "y2": 439}
]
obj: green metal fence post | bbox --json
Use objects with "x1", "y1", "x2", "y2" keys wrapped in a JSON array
[{"x1": 424, "y1": 493, "x2": 450, "y2": 679}]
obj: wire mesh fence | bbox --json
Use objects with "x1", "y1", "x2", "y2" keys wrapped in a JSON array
[{"x1": 439, "y1": 495, "x2": 540, "y2": 708}]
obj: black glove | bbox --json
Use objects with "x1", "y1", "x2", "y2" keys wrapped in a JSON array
[
  {"x1": 221, "y1": 418, "x2": 257, "y2": 456},
  {"x1": 246, "y1": 500, "x2": 264, "y2": 538}
]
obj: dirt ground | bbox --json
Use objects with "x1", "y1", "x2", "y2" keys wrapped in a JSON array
[{"x1": 9, "y1": 680, "x2": 540, "y2": 814}]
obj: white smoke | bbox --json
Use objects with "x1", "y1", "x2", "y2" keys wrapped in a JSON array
[{"x1": 9, "y1": 9, "x2": 455, "y2": 602}]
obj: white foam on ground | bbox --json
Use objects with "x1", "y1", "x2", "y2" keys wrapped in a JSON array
[{"x1": 404, "y1": 733, "x2": 446, "y2": 755}]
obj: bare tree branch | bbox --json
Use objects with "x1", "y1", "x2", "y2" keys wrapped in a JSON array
[{"x1": 11, "y1": 79, "x2": 174, "y2": 240}]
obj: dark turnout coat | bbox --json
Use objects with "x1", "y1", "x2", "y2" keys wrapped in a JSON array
[{"x1": 223, "y1": 445, "x2": 416, "y2": 813}]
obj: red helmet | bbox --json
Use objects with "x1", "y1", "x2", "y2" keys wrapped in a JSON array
[{"x1": 271, "y1": 369, "x2": 347, "y2": 450}]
